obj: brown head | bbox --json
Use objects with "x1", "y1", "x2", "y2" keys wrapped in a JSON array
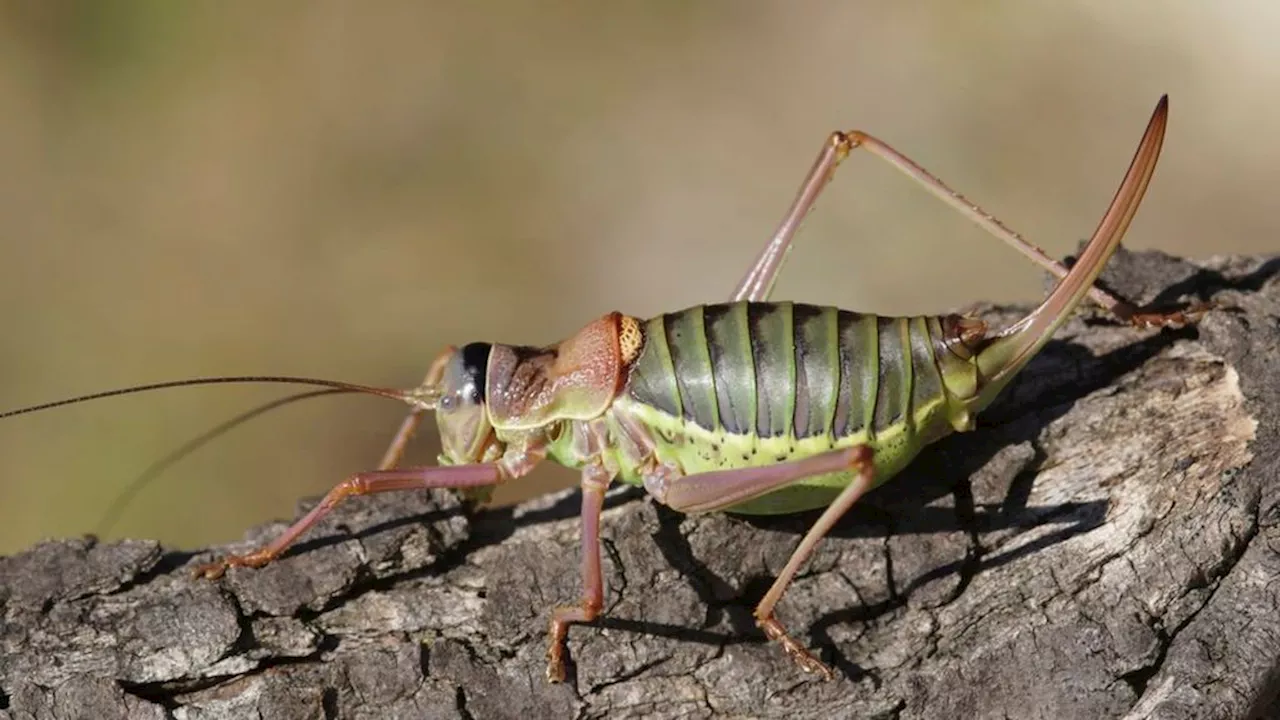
[{"x1": 423, "y1": 312, "x2": 645, "y2": 465}]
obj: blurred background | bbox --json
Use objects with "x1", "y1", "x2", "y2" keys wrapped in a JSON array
[{"x1": 0, "y1": 2, "x2": 1276, "y2": 555}]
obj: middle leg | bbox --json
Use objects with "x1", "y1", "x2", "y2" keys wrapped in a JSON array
[
  {"x1": 193, "y1": 461, "x2": 508, "y2": 579},
  {"x1": 545, "y1": 461, "x2": 614, "y2": 682}
]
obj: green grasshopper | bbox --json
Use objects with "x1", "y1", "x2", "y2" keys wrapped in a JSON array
[{"x1": 2, "y1": 96, "x2": 1194, "y2": 682}]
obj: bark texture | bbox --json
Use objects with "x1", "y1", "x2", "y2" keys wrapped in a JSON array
[{"x1": 2, "y1": 250, "x2": 1279, "y2": 720}]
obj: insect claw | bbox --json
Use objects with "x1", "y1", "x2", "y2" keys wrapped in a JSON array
[
  {"x1": 1124, "y1": 300, "x2": 1215, "y2": 329},
  {"x1": 758, "y1": 614, "x2": 835, "y2": 681},
  {"x1": 546, "y1": 640, "x2": 568, "y2": 683},
  {"x1": 191, "y1": 561, "x2": 229, "y2": 580},
  {"x1": 192, "y1": 549, "x2": 273, "y2": 580}
]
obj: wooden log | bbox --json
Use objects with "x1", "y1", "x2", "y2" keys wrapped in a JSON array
[{"x1": 2, "y1": 250, "x2": 1277, "y2": 719}]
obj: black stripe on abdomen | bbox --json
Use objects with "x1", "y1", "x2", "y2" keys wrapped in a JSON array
[
  {"x1": 792, "y1": 304, "x2": 840, "y2": 439},
  {"x1": 873, "y1": 316, "x2": 911, "y2": 432},
  {"x1": 704, "y1": 303, "x2": 755, "y2": 435},
  {"x1": 626, "y1": 303, "x2": 943, "y2": 442},
  {"x1": 909, "y1": 316, "x2": 945, "y2": 420},
  {"x1": 833, "y1": 310, "x2": 879, "y2": 439},
  {"x1": 664, "y1": 308, "x2": 719, "y2": 429},
  {"x1": 747, "y1": 303, "x2": 796, "y2": 439}
]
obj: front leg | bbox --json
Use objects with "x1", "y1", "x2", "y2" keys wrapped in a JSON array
[
  {"x1": 546, "y1": 460, "x2": 614, "y2": 682},
  {"x1": 195, "y1": 441, "x2": 546, "y2": 579}
]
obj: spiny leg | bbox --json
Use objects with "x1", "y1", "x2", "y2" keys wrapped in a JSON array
[
  {"x1": 546, "y1": 462, "x2": 613, "y2": 682},
  {"x1": 194, "y1": 461, "x2": 508, "y2": 579},
  {"x1": 730, "y1": 120, "x2": 1195, "y2": 328},
  {"x1": 643, "y1": 445, "x2": 875, "y2": 678}
]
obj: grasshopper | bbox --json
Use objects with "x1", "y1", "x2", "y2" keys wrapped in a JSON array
[{"x1": 2, "y1": 96, "x2": 1195, "y2": 681}]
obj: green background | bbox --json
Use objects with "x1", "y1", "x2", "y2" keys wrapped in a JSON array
[{"x1": 0, "y1": 2, "x2": 1274, "y2": 555}]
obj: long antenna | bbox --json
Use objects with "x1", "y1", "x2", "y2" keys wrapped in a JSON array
[{"x1": 0, "y1": 375, "x2": 414, "y2": 420}]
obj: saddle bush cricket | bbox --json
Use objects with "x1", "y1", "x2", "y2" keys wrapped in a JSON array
[{"x1": 1, "y1": 95, "x2": 1198, "y2": 681}]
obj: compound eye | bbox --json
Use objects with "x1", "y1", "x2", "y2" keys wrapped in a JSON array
[
  {"x1": 438, "y1": 343, "x2": 491, "y2": 413},
  {"x1": 459, "y1": 342, "x2": 492, "y2": 403}
]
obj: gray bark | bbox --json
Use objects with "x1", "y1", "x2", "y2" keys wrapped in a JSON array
[{"x1": 2, "y1": 250, "x2": 1278, "y2": 720}]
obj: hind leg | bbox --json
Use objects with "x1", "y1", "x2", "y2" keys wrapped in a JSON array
[{"x1": 730, "y1": 121, "x2": 1200, "y2": 328}]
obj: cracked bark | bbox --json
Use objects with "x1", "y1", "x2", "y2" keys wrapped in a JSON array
[{"x1": 3, "y1": 250, "x2": 1280, "y2": 720}]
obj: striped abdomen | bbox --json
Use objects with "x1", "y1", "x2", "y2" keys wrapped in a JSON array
[{"x1": 625, "y1": 302, "x2": 953, "y2": 444}]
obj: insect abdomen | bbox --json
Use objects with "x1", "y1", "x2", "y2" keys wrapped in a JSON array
[{"x1": 626, "y1": 301, "x2": 948, "y2": 443}]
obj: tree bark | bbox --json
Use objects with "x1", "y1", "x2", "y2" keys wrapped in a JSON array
[{"x1": 2, "y1": 250, "x2": 1278, "y2": 720}]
